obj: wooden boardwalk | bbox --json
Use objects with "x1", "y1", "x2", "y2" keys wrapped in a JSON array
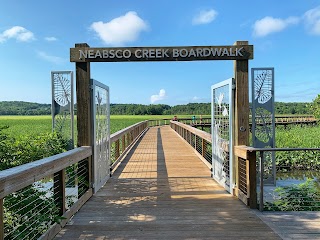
[
  {"x1": 56, "y1": 126, "x2": 280, "y2": 239},
  {"x1": 256, "y1": 212, "x2": 320, "y2": 240}
]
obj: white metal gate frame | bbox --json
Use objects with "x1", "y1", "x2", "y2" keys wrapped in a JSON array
[
  {"x1": 211, "y1": 78, "x2": 234, "y2": 193},
  {"x1": 91, "y1": 79, "x2": 110, "y2": 193}
]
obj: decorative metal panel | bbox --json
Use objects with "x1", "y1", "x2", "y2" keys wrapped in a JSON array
[
  {"x1": 91, "y1": 79, "x2": 110, "y2": 193},
  {"x1": 51, "y1": 71, "x2": 74, "y2": 150},
  {"x1": 211, "y1": 78, "x2": 234, "y2": 193},
  {"x1": 251, "y1": 68, "x2": 275, "y2": 185}
]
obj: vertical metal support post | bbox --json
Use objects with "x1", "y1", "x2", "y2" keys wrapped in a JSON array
[{"x1": 259, "y1": 151, "x2": 264, "y2": 211}]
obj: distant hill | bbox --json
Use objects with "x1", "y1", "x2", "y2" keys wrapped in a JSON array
[
  {"x1": 0, "y1": 101, "x2": 312, "y2": 116},
  {"x1": 0, "y1": 101, "x2": 51, "y2": 115}
]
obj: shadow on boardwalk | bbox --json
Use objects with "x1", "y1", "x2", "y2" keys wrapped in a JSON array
[{"x1": 56, "y1": 126, "x2": 280, "y2": 240}]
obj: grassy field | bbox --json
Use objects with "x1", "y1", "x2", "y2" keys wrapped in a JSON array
[
  {"x1": 1, "y1": 115, "x2": 319, "y2": 169},
  {"x1": 1, "y1": 115, "x2": 319, "y2": 148},
  {"x1": 0, "y1": 115, "x2": 198, "y2": 137}
]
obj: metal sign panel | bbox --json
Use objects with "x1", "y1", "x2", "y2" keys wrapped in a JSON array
[
  {"x1": 211, "y1": 78, "x2": 234, "y2": 193},
  {"x1": 251, "y1": 68, "x2": 275, "y2": 185},
  {"x1": 91, "y1": 79, "x2": 110, "y2": 193},
  {"x1": 51, "y1": 71, "x2": 74, "y2": 150}
]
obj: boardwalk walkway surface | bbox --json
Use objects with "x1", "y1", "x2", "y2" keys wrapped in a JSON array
[
  {"x1": 256, "y1": 212, "x2": 320, "y2": 240},
  {"x1": 56, "y1": 126, "x2": 280, "y2": 240}
]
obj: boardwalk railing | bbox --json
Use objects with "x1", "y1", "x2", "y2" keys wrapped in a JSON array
[
  {"x1": 110, "y1": 121, "x2": 148, "y2": 173},
  {"x1": 234, "y1": 146, "x2": 320, "y2": 211},
  {"x1": 170, "y1": 121, "x2": 259, "y2": 209},
  {"x1": 183, "y1": 115, "x2": 317, "y2": 127},
  {"x1": 148, "y1": 119, "x2": 170, "y2": 127},
  {"x1": 272, "y1": 115, "x2": 316, "y2": 123},
  {"x1": 0, "y1": 121, "x2": 149, "y2": 240},
  {"x1": 148, "y1": 115, "x2": 316, "y2": 129},
  {"x1": 234, "y1": 146, "x2": 257, "y2": 209},
  {"x1": 0, "y1": 146, "x2": 92, "y2": 240},
  {"x1": 170, "y1": 120, "x2": 212, "y2": 168}
]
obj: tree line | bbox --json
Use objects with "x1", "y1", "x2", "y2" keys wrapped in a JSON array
[{"x1": 0, "y1": 101, "x2": 313, "y2": 116}]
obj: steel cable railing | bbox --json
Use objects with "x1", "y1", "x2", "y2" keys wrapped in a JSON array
[
  {"x1": 0, "y1": 146, "x2": 92, "y2": 240},
  {"x1": 235, "y1": 146, "x2": 320, "y2": 211}
]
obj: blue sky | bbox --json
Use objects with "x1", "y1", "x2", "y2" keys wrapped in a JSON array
[{"x1": 0, "y1": 0, "x2": 319, "y2": 105}]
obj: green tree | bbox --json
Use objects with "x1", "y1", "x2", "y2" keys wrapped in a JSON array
[{"x1": 310, "y1": 94, "x2": 320, "y2": 119}]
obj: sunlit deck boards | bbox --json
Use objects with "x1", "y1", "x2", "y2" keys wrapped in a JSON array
[{"x1": 56, "y1": 126, "x2": 280, "y2": 239}]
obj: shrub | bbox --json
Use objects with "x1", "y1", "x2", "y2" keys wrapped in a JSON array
[
  {"x1": 0, "y1": 126, "x2": 68, "y2": 239},
  {"x1": 265, "y1": 179, "x2": 320, "y2": 211}
]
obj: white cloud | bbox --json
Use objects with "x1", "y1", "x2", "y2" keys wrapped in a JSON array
[
  {"x1": 90, "y1": 11, "x2": 149, "y2": 46},
  {"x1": 253, "y1": 16, "x2": 299, "y2": 37},
  {"x1": 37, "y1": 51, "x2": 65, "y2": 64},
  {"x1": 192, "y1": 96, "x2": 200, "y2": 101},
  {"x1": 45, "y1": 37, "x2": 57, "y2": 41},
  {"x1": 192, "y1": 9, "x2": 218, "y2": 25},
  {"x1": 0, "y1": 26, "x2": 35, "y2": 43},
  {"x1": 150, "y1": 89, "x2": 166, "y2": 104},
  {"x1": 304, "y1": 6, "x2": 320, "y2": 35},
  {"x1": 191, "y1": 96, "x2": 210, "y2": 103}
]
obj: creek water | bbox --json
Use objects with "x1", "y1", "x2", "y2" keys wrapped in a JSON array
[
  {"x1": 276, "y1": 170, "x2": 320, "y2": 189},
  {"x1": 261, "y1": 170, "x2": 320, "y2": 204}
]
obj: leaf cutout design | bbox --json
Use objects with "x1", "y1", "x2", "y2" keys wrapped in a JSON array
[
  {"x1": 222, "y1": 106, "x2": 228, "y2": 116},
  {"x1": 53, "y1": 74, "x2": 71, "y2": 107},
  {"x1": 254, "y1": 71, "x2": 272, "y2": 104},
  {"x1": 217, "y1": 92, "x2": 224, "y2": 108}
]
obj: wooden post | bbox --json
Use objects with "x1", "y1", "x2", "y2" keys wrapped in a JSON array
[
  {"x1": 115, "y1": 140, "x2": 120, "y2": 159},
  {"x1": 54, "y1": 169, "x2": 66, "y2": 215},
  {"x1": 127, "y1": 133, "x2": 130, "y2": 146},
  {"x1": 234, "y1": 41, "x2": 250, "y2": 194},
  {"x1": 201, "y1": 139, "x2": 206, "y2": 158},
  {"x1": 122, "y1": 135, "x2": 126, "y2": 152},
  {"x1": 247, "y1": 151, "x2": 257, "y2": 209},
  {"x1": 75, "y1": 43, "x2": 92, "y2": 195}
]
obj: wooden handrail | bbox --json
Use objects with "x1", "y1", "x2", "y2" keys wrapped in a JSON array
[
  {"x1": 0, "y1": 146, "x2": 92, "y2": 199},
  {"x1": 110, "y1": 121, "x2": 148, "y2": 142},
  {"x1": 170, "y1": 120, "x2": 211, "y2": 143}
]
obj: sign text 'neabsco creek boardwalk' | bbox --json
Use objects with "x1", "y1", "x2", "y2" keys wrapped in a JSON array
[{"x1": 70, "y1": 45, "x2": 253, "y2": 62}]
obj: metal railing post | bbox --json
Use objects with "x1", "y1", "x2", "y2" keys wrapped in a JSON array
[{"x1": 259, "y1": 151, "x2": 264, "y2": 212}]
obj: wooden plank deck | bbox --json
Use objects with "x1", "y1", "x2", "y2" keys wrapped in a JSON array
[
  {"x1": 55, "y1": 126, "x2": 280, "y2": 240},
  {"x1": 256, "y1": 212, "x2": 320, "y2": 240}
]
